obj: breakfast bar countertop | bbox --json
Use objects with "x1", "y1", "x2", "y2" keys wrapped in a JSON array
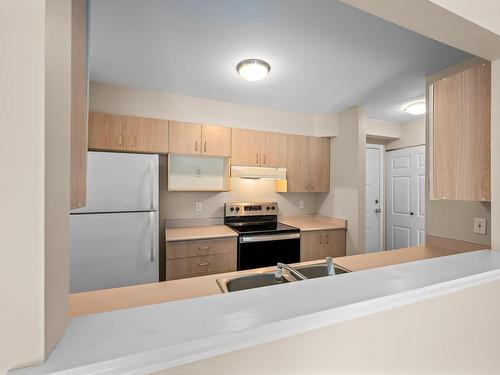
[{"x1": 69, "y1": 244, "x2": 482, "y2": 317}]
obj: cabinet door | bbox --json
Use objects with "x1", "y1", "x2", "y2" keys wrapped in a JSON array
[
  {"x1": 124, "y1": 116, "x2": 169, "y2": 153},
  {"x1": 308, "y1": 137, "x2": 330, "y2": 192},
  {"x1": 300, "y1": 231, "x2": 325, "y2": 262},
  {"x1": 168, "y1": 121, "x2": 202, "y2": 155},
  {"x1": 260, "y1": 131, "x2": 287, "y2": 167},
  {"x1": 88, "y1": 112, "x2": 125, "y2": 151},
  {"x1": 432, "y1": 63, "x2": 491, "y2": 201},
  {"x1": 286, "y1": 135, "x2": 309, "y2": 192},
  {"x1": 70, "y1": 0, "x2": 88, "y2": 209},
  {"x1": 231, "y1": 128, "x2": 262, "y2": 166},
  {"x1": 322, "y1": 230, "x2": 346, "y2": 258},
  {"x1": 201, "y1": 124, "x2": 231, "y2": 157}
]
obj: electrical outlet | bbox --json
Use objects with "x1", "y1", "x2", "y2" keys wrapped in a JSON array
[
  {"x1": 473, "y1": 217, "x2": 487, "y2": 235},
  {"x1": 195, "y1": 202, "x2": 202, "y2": 212},
  {"x1": 299, "y1": 200, "x2": 305, "y2": 209}
]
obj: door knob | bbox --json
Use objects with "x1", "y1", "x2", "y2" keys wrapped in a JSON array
[{"x1": 375, "y1": 208, "x2": 382, "y2": 214}]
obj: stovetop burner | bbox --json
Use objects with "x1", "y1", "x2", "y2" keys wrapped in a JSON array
[{"x1": 224, "y1": 202, "x2": 299, "y2": 235}]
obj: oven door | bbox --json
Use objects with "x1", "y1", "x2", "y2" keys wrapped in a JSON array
[{"x1": 238, "y1": 232, "x2": 301, "y2": 271}]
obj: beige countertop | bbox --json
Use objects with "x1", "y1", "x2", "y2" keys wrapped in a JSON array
[
  {"x1": 280, "y1": 214, "x2": 347, "y2": 231},
  {"x1": 69, "y1": 244, "x2": 477, "y2": 317},
  {"x1": 166, "y1": 224, "x2": 237, "y2": 242}
]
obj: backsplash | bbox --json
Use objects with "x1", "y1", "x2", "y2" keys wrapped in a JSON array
[{"x1": 161, "y1": 179, "x2": 320, "y2": 221}]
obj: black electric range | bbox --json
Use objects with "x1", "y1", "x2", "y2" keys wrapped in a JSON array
[{"x1": 224, "y1": 202, "x2": 300, "y2": 270}]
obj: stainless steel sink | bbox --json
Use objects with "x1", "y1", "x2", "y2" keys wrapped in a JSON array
[
  {"x1": 217, "y1": 272, "x2": 293, "y2": 293},
  {"x1": 295, "y1": 263, "x2": 349, "y2": 279},
  {"x1": 217, "y1": 262, "x2": 350, "y2": 293}
]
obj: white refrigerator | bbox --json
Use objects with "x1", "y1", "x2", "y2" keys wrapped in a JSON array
[{"x1": 70, "y1": 152, "x2": 159, "y2": 293}]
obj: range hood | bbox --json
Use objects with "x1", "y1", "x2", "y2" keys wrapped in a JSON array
[{"x1": 231, "y1": 166, "x2": 287, "y2": 181}]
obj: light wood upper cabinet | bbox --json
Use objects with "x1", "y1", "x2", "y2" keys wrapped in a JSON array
[
  {"x1": 231, "y1": 128, "x2": 262, "y2": 166},
  {"x1": 300, "y1": 229, "x2": 346, "y2": 262},
  {"x1": 89, "y1": 112, "x2": 169, "y2": 153},
  {"x1": 231, "y1": 128, "x2": 286, "y2": 167},
  {"x1": 201, "y1": 124, "x2": 231, "y2": 157},
  {"x1": 260, "y1": 131, "x2": 286, "y2": 167},
  {"x1": 124, "y1": 116, "x2": 169, "y2": 153},
  {"x1": 431, "y1": 62, "x2": 491, "y2": 201},
  {"x1": 168, "y1": 121, "x2": 202, "y2": 155},
  {"x1": 308, "y1": 137, "x2": 330, "y2": 192},
  {"x1": 88, "y1": 112, "x2": 126, "y2": 151},
  {"x1": 286, "y1": 135, "x2": 330, "y2": 192},
  {"x1": 70, "y1": 0, "x2": 88, "y2": 209},
  {"x1": 286, "y1": 135, "x2": 309, "y2": 192}
]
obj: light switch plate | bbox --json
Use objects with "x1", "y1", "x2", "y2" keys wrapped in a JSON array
[
  {"x1": 473, "y1": 217, "x2": 487, "y2": 235},
  {"x1": 195, "y1": 202, "x2": 202, "y2": 212},
  {"x1": 299, "y1": 200, "x2": 305, "y2": 209}
]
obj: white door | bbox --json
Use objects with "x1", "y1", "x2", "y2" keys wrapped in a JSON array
[
  {"x1": 365, "y1": 145, "x2": 383, "y2": 252},
  {"x1": 71, "y1": 152, "x2": 159, "y2": 213},
  {"x1": 386, "y1": 145, "x2": 425, "y2": 249},
  {"x1": 70, "y1": 211, "x2": 159, "y2": 292}
]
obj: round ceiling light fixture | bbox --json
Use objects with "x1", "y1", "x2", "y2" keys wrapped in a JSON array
[
  {"x1": 236, "y1": 59, "x2": 271, "y2": 81},
  {"x1": 401, "y1": 99, "x2": 426, "y2": 115}
]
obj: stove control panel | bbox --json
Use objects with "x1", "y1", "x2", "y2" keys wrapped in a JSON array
[{"x1": 225, "y1": 202, "x2": 278, "y2": 217}]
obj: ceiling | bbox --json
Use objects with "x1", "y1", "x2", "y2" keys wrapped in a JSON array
[{"x1": 89, "y1": 0, "x2": 471, "y2": 123}]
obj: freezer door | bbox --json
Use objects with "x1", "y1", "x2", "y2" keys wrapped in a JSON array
[
  {"x1": 70, "y1": 212, "x2": 159, "y2": 293},
  {"x1": 72, "y1": 151, "x2": 159, "y2": 213}
]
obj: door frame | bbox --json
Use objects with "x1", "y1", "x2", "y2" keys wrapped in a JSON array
[{"x1": 366, "y1": 143, "x2": 385, "y2": 251}]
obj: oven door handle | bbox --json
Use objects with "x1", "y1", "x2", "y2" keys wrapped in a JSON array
[{"x1": 239, "y1": 233, "x2": 300, "y2": 243}]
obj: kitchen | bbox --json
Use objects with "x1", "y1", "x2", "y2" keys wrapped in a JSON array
[{"x1": 3, "y1": 1, "x2": 500, "y2": 374}]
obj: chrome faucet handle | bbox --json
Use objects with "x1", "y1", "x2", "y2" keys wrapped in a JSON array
[
  {"x1": 326, "y1": 257, "x2": 335, "y2": 276},
  {"x1": 274, "y1": 267, "x2": 284, "y2": 282}
]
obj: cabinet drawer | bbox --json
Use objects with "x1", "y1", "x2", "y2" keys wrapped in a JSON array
[
  {"x1": 166, "y1": 251, "x2": 237, "y2": 280},
  {"x1": 166, "y1": 237, "x2": 236, "y2": 259}
]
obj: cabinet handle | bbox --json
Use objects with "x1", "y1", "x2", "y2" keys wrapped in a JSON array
[
  {"x1": 319, "y1": 234, "x2": 323, "y2": 245},
  {"x1": 129, "y1": 135, "x2": 136, "y2": 148},
  {"x1": 195, "y1": 140, "x2": 199, "y2": 152},
  {"x1": 256, "y1": 153, "x2": 259, "y2": 164},
  {"x1": 116, "y1": 134, "x2": 123, "y2": 146},
  {"x1": 198, "y1": 246, "x2": 209, "y2": 250},
  {"x1": 326, "y1": 234, "x2": 329, "y2": 244},
  {"x1": 198, "y1": 262, "x2": 209, "y2": 267},
  {"x1": 204, "y1": 141, "x2": 207, "y2": 153},
  {"x1": 263, "y1": 154, "x2": 266, "y2": 165}
]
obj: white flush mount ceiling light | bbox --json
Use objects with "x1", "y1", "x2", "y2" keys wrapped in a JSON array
[
  {"x1": 236, "y1": 59, "x2": 271, "y2": 81},
  {"x1": 401, "y1": 99, "x2": 426, "y2": 115}
]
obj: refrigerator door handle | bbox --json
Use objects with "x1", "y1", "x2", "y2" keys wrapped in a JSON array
[
  {"x1": 149, "y1": 211, "x2": 155, "y2": 262},
  {"x1": 149, "y1": 160, "x2": 155, "y2": 211}
]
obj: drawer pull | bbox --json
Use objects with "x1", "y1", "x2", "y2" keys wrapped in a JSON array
[
  {"x1": 198, "y1": 246, "x2": 209, "y2": 250},
  {"x1": 198, "y1": 262, "x2": 209, "y2": 266}
]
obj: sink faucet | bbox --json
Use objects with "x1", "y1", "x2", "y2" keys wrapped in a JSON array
[
  {"x1": 326, "y1": 257, "x2": 335, "y2": 276},
  {"x1": 275, "y1": 262, "x2": 308, "y2": 281}
]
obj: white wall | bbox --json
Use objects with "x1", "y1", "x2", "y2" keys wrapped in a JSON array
[
  {"x1": 319, "y1": 107, "x2": 366, "y2": 254},
  {"x1": 90, "y1": 81, "x2": 339, "y2": 137},
  {"x1": 386, "y1": 116, "x2": 425, "y2": 150},
  {"x1": 0, "y1": 0, "x2": 71, "y2": 373},
  {"x1": 491, "y1": 59, "x2": 500, "y2": 248},
  {"x1": 158, "y1": 278, "x2": 500, "y2": 375},
  {"x1": 366, "y1": 118, "x2": 402, "y2": 139}
]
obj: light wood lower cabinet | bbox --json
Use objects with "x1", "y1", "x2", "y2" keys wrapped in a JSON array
[
  {"x1": 166, "y1": 237, "x2": 237, "y2": 280},
  {"x1": 300, "y1": 229, "x2": 346, "y2": 262}
]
